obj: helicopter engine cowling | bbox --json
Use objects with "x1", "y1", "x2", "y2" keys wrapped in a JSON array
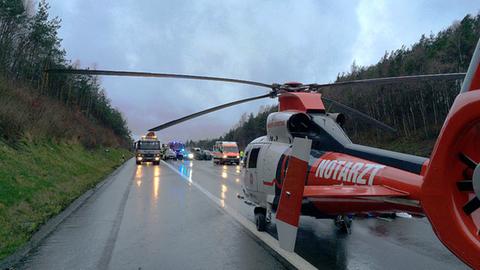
[
  {"x1": 327, "y1": 113, "x2": 346, "y2": 127},
  {"x1": 266, "y1": 112, "x2": 312, "y2": 143}
]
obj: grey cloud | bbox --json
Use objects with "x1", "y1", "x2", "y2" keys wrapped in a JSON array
[{"x1": 48, "y1": 0, "x2": 478, "y2": 142}]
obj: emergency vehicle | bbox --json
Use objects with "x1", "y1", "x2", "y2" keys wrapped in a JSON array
[
  {"x1": 134, "y1": 132, "x2": 161, "y2": 165},
  {"x1": 212, "y1": 141, "x2": 240, "y2": 165},
  {"x1": 168, "y1": 141, "x2": 187, "y2": 160}
]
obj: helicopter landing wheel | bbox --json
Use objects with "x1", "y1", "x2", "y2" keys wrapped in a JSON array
[
  {"x1": 334, "y1": 215, "x2": 352, "y2": 233},
  {"x1": 254, "y1": 207, "x2": 267, "y2": 231},
  {"x1": 255, "y1": 213, "x2": 267, "y2": 231},
  {"x1": 266, "y1": 208, "x2": 272, "y2": 223}
]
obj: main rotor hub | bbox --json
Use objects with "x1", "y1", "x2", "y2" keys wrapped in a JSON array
[
  {"x1": 284, "y1": 82, "x2": 303, "y2": 87},
  {"x1": 275, "y1": 82, "x2": 311, "y2": 93}
]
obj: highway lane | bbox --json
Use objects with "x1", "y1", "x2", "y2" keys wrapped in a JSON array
[
  {"x1": 167, "y1": 159, "x2": 469, "y2": 270},
  {"x1": 15, "y1": 161, "x2": 288, "y2": 270}
]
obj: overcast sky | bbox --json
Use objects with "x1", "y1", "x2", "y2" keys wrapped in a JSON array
[{"x1": 48, "y1": 0, "x2": 479, "y2": 142}]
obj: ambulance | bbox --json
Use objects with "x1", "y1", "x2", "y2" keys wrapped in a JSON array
[{"x1": 212, "y1": 141, "x2": 240, "y2": 165}]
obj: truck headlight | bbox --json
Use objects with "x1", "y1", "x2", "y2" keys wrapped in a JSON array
[
  {"x1": 223, "y1": 155, "x2": 227, "y2": 158},
  {"x1": 137, "y1": 156, "x2": 143, "y2": 161},
  {"x1": 188, "y1": 153, "x2": 194, "y2": 159},
  {"x1": 236, "y1": 155, "x2": 240, "y2": 158},
  {"x1": 155, "y1": 157, "x2": 160, "y2": 161}
]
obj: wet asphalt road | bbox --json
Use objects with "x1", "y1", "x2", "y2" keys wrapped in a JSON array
[
  {"x1": 16, "y1": 161, "x2": 286, "y2": 270},
  {"x1": 16, "y1": 159, "x2": 468, "y2": 269}
]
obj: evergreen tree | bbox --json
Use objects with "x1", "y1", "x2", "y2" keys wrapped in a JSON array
[{"x1": 0, "y1": 0, "x2": 131, "y2": 146}]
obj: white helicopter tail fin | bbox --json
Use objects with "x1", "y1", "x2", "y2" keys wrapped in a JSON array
[{"x1": 275, "y1": 137, "x2": 312, "y2": 252}]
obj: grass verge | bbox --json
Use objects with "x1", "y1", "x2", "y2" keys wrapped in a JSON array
[{"x1": 0, "y1": 140, "x2": 131, "y2": 260}]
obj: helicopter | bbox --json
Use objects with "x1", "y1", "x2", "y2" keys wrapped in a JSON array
[{"x1": 46, "y1": 37, "x2": 480, "y2": 269}]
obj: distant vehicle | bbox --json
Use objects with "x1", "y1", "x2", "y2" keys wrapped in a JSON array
[
  {"x1": 163, "y1": 148, "x2": 177, "y2": 160},
  {"x1": 191, "y1": 147, "x2": 211, "y2": 160},
  {"x1": 134, "y1": 132, "x2": 161, "y2": 165},
  {"x1": 168, "y1": 141, "x2": 186, "y2": 160},
  {"x1": 191, "y1": 147, "x2": 203, "y2": 160},
  {"x1": 184, "y1": 150, "x2": 194, "y2": 160},
  {"x1": 212, "y1": 141, "x2": 240, "y2": 165},
  {"x1": 203, "y1": 150, "x2": 213, "y2": 160}
]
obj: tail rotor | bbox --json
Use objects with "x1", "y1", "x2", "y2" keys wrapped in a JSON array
[{"x1": 421, "y1": 38, "x2": 480, "y2": 269}]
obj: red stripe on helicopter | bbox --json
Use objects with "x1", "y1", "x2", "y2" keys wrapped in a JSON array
[
  {"x1": 266, "y1": 121, "x2": 285, "y2": 129},
  {"x1": 263, "y1": 179, "x2": 282, "y2": 188}
]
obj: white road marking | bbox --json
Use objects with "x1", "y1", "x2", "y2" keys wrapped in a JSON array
[{"x1": 161, "y1": 160, "x2": 317, "y2": 270}]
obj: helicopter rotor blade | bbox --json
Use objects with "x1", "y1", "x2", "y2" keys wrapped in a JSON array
[
  {"x1": 47, "y1": 68, "x2": 462, "y2": 134},
  {"x1": 46, "y1": 68, "x2": 273, "y2": 89},
  {"x1": 313, "y1": 72, "x2": 466, "y2": 89},
  {"x1": 47, "y1": 69, "x2": 465, "y2": 90},
  {"x1": 322, "y1": 97, "x2": 397, "y2": 133},
  {"x1": 149, "y1": 93, "x2": 272, "y2": 132}
]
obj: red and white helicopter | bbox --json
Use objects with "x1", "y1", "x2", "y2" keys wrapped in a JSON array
[{"x1": 47, "y1": 38, "x2": 480, "y2": 269}]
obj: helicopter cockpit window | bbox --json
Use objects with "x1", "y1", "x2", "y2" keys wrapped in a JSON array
[{"x1": 248, "y1": 148, "x2": 260, "y2": 168}]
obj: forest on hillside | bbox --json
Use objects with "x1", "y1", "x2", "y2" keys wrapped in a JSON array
[
  {"x1": 188, "y1": 14, "x2": 480, "y2": 156},
  {"x1": 0, "y1": 0, "x2": 131, "y2": 147}
]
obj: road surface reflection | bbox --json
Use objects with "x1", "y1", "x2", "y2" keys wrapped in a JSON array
[
  {"x1": 153, "y1": 166, "x2": 160, "y2": 200},
  {"x1": 135, "y1": 165, "x2": 143, "y2": 187}
]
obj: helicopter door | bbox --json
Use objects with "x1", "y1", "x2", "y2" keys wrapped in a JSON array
[{"x1": 245, "y1": 147, "x2": 261, "y2": 192}]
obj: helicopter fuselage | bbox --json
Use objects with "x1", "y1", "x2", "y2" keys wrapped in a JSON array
[{"x1": 242, "y1": 115, "x2": 425, "y2": 219}]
